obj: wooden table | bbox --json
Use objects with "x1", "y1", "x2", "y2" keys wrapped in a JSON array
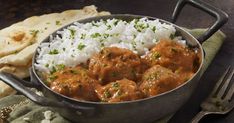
[{"x1": 0, "y1": 0, "x2": 233, "y2": 122}]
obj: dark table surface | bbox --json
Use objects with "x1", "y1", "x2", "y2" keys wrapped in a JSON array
[{"x1": 0, "y1": 0, "x2": 233, "y2": 123}]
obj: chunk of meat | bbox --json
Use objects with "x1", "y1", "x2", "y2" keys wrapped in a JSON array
[
  {"x1": 144, "y1": 39, "x2": 197, "y2": 73},
  {"x1": 89, "y1": 47, "x2": 145, "y2": 84},
  {"x1": 140, "y1": 65, "x2": 181, "y2": 97},
  {"x1": 48, "y1": 66, "x2": 99, "y2": 101},
  {"x1": 96, "y1": 79, "x2": 144, "y2": 102}
]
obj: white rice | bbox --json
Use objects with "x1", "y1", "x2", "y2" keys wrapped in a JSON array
[{"x1": 35, "y1": 18, "x2": 186, "y2": 73}]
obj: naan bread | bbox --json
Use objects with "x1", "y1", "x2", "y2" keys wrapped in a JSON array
[
  {"x1": 0, "y1": 26, "x2": 35, "y2": 58},
  {"x1": 0, "y1": 43, "x2": 38, "y2": 67},
  {"x1": 0, "y1": 81, "x2": 16, "y2": 98},
  {"x1": 0, "y1": 5, "x2": 110, "y2": 98}
]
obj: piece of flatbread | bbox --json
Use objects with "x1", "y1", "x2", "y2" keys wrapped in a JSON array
[
  {"x1": 0, "y1": 65, "x2": 31, "y2": 79},
  {"x1": 0, "y1": 5, "x2": 110, "y2": 98},
  {"x1": 0, "y1": 81, "x2": 16, "y2": 98},
  {"x1": 0, "y1": 43, "x2": 38, "y2": 67},
  {"x1": 0, "y1": 26, "x2": 35, "y2": 58},
  {"x1": 0, "y1": 64, "x2": 31, "y2": 98}
]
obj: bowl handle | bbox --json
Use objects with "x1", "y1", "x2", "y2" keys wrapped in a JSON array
[
  {"x1": 171, "y1": 0, "x2": 228, "y2": 43},
  {"x1": 0, "y1": 72, "x2": 95, "y2": 116}
]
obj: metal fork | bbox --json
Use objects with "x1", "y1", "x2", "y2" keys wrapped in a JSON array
[{"x1": 191, "y1": 66, "x2": 234, "y2": 123}]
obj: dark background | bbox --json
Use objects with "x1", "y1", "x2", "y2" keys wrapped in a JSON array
[{"x1": 0, "y1": 0, "x2": 233, "y2": 123}]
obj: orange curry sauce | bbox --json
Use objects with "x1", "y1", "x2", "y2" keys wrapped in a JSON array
[{"x1": 45, "y1": 39, "x2": 201, "y2": 103}]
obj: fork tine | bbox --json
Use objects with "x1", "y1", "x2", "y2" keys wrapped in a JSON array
[
  {"x1": 217, "y1": 67, "x2": 234, "y2": 98},
  {"x1": 211, "y1": 66, "x2": 231, "y2": 96},
  {"x1": 224, "y1": 68, "x2": 234, "y2": 100}
]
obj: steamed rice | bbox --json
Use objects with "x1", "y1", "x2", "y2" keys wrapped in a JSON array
[{"x1": 35, "y1": 18, "x2": 186, "y2": 73}]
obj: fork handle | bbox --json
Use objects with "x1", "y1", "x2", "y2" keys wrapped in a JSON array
[{"x1": 191, "y1": 111, "x2": 210, "y2": 123}]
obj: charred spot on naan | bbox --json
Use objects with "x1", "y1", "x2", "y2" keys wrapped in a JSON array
[{"x1": 10, "y1": 31, "x2": 26, "y2": 41}]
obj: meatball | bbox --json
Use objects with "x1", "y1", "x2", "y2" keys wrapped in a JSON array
[
  {"x1": 144, "y1": 39, "x2": 197, "y2": 73},
  {"x1": 89, "y1": 47, "x2": 145, "y2": 84},
  {"x1": 96, "y1": 79, "x2": 144, "y2": 102},
  {"x1": 48, "y1": 66, "x2": 99, "y2": 101},
  {"x1": 140, "y1": 65, "x2": 181, "y2": 97}
]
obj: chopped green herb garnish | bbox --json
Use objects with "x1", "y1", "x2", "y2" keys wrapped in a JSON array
[
  {"x1": 62, "y1": 48, "x2": 66, "y2": 51},
  {"x1": 146, "y1": 23, "x2": 149, "y2": 28},
  {"x1": 49, "y1": 49, "x2": 59, "y2": 55},
  {"x1": 57, "y1": 64, "x2": 65, "y2": 70},
  {"x1": 112, "y1": 82, "x2": 119, "y2": 88},
  {"x1": 102, "y1": 19, "x2": 107, "y2": 24},
  {"x1": 46, "y1": 22, "x2": 50, "y2": 24},
  {"x1": 146, "y1": 72, "x2": 159, "y2": 81},
  {"x1": 113, "y1": 33, "x2": 119, "y2": 37},
  {"x1": 101, "y1": 43, "x2": 105, "y2": 47},
  {"x1": 133, "y1": 34, "x2": 136, "y2": 39},
  {"x1": 134, "y1": 19, "x2": 139, "y2": 24},
  {"x1": 114, "y1": 20, "x2": 119, "y2": 26},
  {"x1": 131, "y1": 42, "x2": 137, "y2": 50},
  {"x1": 45, "y1": 64, "x2": 49, "y2": 68},
  {"x1": 48, "y1": 75, "x2": 58, "y2": 81},
  {"x1": 30, "y1": 30, "x2": 39, "y2": 37},
  {"x1": 152, "y1": 26, "x2": 156, "y2": 32},
  {"x1": 77, "y1": 43, "x2": 86, "y2": 50},
  {"x1": 80, "y1": 33, "x2": 86, "y2": 39},
  {"x1": 55, "y1": 21, "x2": 62, "y2": 25},
  {"x1": 134, "y1": 23, "x2": 147, "y2": 32},
  {"x1": 104, "y1": 90, "x2": 111, "y2": 98},
  {"x1": 151, "y1": 52, "x2": 161, "y2": 59},
  {"x1": 107, "y1": 25, "x2": 112, "y2": 30},
  {"x1": 91, "y1": 33, "x2": 101, "y2": 38},
  {"x1": 50, "y1": 66, "x2": 57, "y2": 74},
  {"x1": 69, "y1": 29, "x2": 76, "y2": 39},
  {"x1": 103, "y1": 33, "x2": 110, "y2": 39},
  {"x1": 170, "y1": 34, "x2": 175, "y2": 39}
]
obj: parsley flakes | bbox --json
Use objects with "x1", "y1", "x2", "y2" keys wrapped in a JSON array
[
  {"x1": 30, "y1": 30, "x2": 39, "y2": 37},
  {"x1": 151, "y1": 52, "x2": 161, "y2": 59},
  {"x1": 55, "y1": 21, "x2": 62, "y2": 26},
  {"x1": 69, "y1": 29, "x2": 76, "y2": 39},
  {"x1": 49, "y1": 49, "x2": 59, "y2": 55},
  {"x1": 77, "y1": 43, "x2": 86, "y2": 50},
  {"x1": 91, "y1": 33, "x2": 101, "y2": 38}
]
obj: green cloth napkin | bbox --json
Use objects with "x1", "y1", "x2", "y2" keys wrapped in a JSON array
[{"x1": 0, "y1": 29, "x2": 226, "y2": 123}]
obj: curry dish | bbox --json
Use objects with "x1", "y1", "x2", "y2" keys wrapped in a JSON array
[{"x1": 45, "y1": 39, "x2": 200, "y2": 102}]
